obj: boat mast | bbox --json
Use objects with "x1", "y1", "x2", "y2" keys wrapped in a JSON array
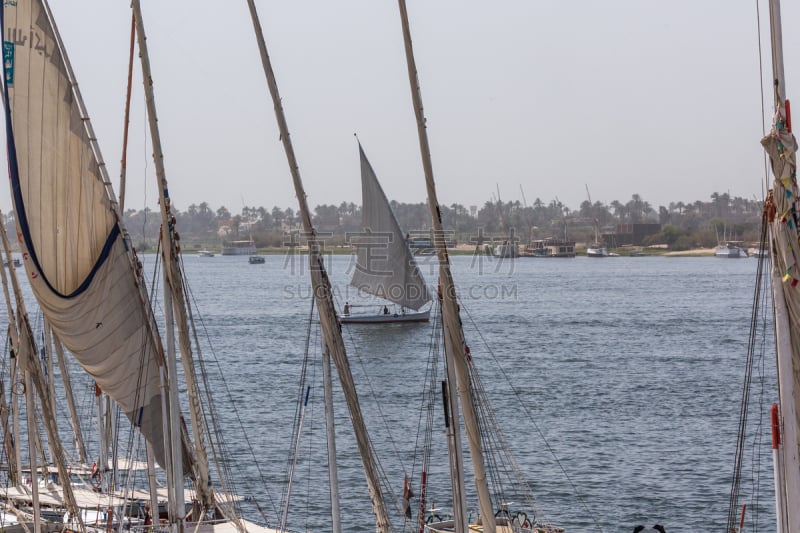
[
  {"x1": 0, "y1": 235, "x2": 21, "y2": 486},
  {"x1": 322, "y1": 345, "x2": 342, "y2": 533},
  {"x1": 244, "y1": 3, "x2": 390, "y2": 531},
  {"x1": 52, "y1": 333, "x2": 88, "y2": 464},
  {"x1": 128, "y1": 3, "x2": 211, "y2": 529},
  {"x1": 23, "y1": 365, "x2": 41, "y2": 533},
  {"x1": 766, "y1": 1, "x2": 800, "y2": 531},
  {"x1": 0, "y1": 214, "x2": 86, "y2": 533},
  {"x1": 395, "y1": 1, "x2": 496, "y2": 531}
]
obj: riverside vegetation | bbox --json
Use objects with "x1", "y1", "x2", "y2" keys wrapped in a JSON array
[{"x1": 0, "y1": 192, "x2": 762, "y2": 253}]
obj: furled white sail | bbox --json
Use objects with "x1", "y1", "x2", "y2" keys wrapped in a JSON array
[
  {"x1": 763, "y1": 104, "x2": 800, "y2": 532},
  {"x1": 1, "y1": 0, "x2": 166, "y2": 465},
  {"x1": 350, "y1": 144, "x2": 430, "y2": 310}
]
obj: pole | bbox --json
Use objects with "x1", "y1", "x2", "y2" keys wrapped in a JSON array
[
  {"x1": 395, "y1": 1, "x2": 496, "y2": 530},
  {"x1": 322, "y1": 346, "x2": 342, "y2": 533}
]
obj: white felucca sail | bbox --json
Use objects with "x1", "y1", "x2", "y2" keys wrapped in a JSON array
[
  {"x1": 350, "y1": 143, "x2": 430, "y2": 311},
  {"x1": 1, "y1": 0, "x2": 167, "y2": 466},
  {"x1": 762, "y1": 1, "x2": 800, "y2": 529}
]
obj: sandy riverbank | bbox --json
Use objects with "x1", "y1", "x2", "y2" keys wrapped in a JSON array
[{"x1": 662, "y1": 247, "x2": 717, "y2": 257}]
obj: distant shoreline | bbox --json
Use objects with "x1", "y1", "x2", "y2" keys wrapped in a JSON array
[{"x1": 187, "y1": 245, "x2": 725, "y2": 257}]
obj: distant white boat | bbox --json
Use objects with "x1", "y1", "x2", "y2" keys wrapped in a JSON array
[
  {"x1": 197, "y1": 249, "x2": 215, "y2": 257},
  {"x1": 522, "y1": 237, "x2": 575, "y2": 258},
  {"x1": 493, "y1": 241, "x2": 519, "y2": 258},
  {"x1": 585, "y1": 184, "x2": 608, "y2": 257},
  {"x1": 339, "y1": 304, "x2": 430, "y2": 324},
  {"x1": 586, "y1": 245, "x2": 609, "y2": 258},
  {"x1": 715, "y1": 241, "x2": 747, "y2": 258}
]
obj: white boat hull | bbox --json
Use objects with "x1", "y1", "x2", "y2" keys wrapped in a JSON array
[
  {"x1": 339, "y1": 309, "x2": 430, "y2": 324},
  {"x1": 586, "y1": 246, "x2": 608, "y2": 257},
  {"x1": 715, "y1": 242, "x2": 748, "y2": 258}
]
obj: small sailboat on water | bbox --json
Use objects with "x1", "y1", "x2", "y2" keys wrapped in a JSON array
[
  {"x1": 584, "y1": 185, "x2": 608, "y2": 258},
  {"x1": 340, "y1": 142, "x2": 432, "y2": 324}
]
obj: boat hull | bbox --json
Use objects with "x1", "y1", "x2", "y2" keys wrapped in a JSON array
[
  {"x1": 714, "y1": 242, "x2": 748, "y2": 258},
  {"x1": 586, "y1": 246, "x2": 608, "y2": 257},
  {"x1": 715, "y1": 246, "x2": 745, "y2": 258},
  {"x1": 339, "y1": 309, "x2": 430, "y2": 324}
]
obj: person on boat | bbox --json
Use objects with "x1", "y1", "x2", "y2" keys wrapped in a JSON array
[
  {"x1": 343, "y1": 302, "x2": 350, "y2": 315},
  {"x1": 383, "y1": 305, "x2": 389, "y2": 315}
]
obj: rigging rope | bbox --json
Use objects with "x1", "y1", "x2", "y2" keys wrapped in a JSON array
[
  {"x1": 458, "y1": 300, "x2": 605, "y2": 532},
  {"x1": 279, "y1": 297, "x2": 316, "y2": 523},
  {"x1": 180, "y1": 256, "x2": 282, "y2": 521},
  {"x1": 407, "y1": 299, "x2": 442, "y2": 531},
  {"x1": 336, "y1": 295, "x2": 410, "y2": 515},
  {"x1": 726, "y1": 204, "x2": 771, "y2": 531}
]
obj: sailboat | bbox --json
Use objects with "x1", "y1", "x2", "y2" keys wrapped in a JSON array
[
  {"x1": 584, "y1": 185, "x2": 608, "y2": 258},
  {"x1": 340, "y1": 142, "x2": 432, "y2": 324},
  {"x1": 714, "y1": 226, "x2": 748, "y2": 258},
  {"x1": 726, "y1": 1, "x2": 799, "y2": 532},
  {"x1": 394, "y1": 2, "x2": 563, "y2": 532},
  {"x1": 1, "y1": 1, "x2": 285, "y2": 532}
]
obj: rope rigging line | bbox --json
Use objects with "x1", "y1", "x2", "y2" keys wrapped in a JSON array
[
  {"x1": 746, "y1": 261, "x2": 770, "y2": 530},
  {"x1": 468, "y1": 366, "x2": 518, "y2": 518},
  {"x1": 301, "y1": 326, "x2": 321, "y2": 533},
  {"x1": 726, "y1": 211, "x2": 770, "y2": 531},
  {"x1": 281, "y1": 296, "x2": 316, "y2": 517},
  {"x1": 402, "y1": 298, "x2": 443, "y2": 531},
  {"x1": 179, "y1": 256, "x2": 283, "y2": 521},
  {"x1": 467, "y1": 355, "x2": 550, "y2": 526},
  {"x1": 335, "y1": 295, "x2": 411, "y2": 516},
  {"x1": 177, "y1": 253, "x2": 245, "y2": 519},
  {"x1": 457, "y1": 299, "x2": 605, "y2": 533}
]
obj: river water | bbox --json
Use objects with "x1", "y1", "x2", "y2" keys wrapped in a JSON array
[{"x1": 4, "y1": 252, "x2": 778, "y2": 533}]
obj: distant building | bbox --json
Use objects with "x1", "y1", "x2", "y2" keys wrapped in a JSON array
[
  {"x1": 605, "y1": 223, "x2": 661, "y2": 246},
  {"x1": 470, "y1": 205, "x2": 478, "y2": 218}
]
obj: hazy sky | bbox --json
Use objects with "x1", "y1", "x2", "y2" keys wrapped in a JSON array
[{"x1": 2, "y1": 1, "x2": 797, "y2": 216}]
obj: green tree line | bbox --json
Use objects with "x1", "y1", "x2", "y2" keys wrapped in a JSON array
[{"x1": 0, "y1": 192, "x2": 764, "y2": 252}]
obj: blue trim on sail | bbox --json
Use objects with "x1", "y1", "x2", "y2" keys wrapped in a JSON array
[{"x1": 0, "y1": 7, "x2": 119, "y2": 299}]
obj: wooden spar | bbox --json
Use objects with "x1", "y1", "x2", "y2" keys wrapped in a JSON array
[
  {"x1": 52, "y1": 332, "x2": 88, "y2": 463},
  {"x1": 322, "y1": 345, "x2": 342, "y2": 533},
  {"x1": 244, "y1": 2, "x2": 391, "y2": 531},
  {"x1": 129, "y1": 0, "x2": 215, "y2": 518},
  {"x1": 128, "y1": 3, "x2": 186, "y2": 528},
  {"x1": 0, "y1": 213, "x2": 86, "y2": 533},
  {"x1": 0, "y1": 232, "x2": 21, "y2": 485},
  {"x1": 23, "y1": 371, "x2": 41, "y2": 533},
  {"x1": 395, "y1": 1, "x2": 496, "y2": 531},
  {"x1": 118, "y1": 13, "x2": 136, "y2": 213}
]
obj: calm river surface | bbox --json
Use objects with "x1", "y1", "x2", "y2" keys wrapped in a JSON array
[{"x1": 4, "y1": 253, "x2": 778, "y2": 533}]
